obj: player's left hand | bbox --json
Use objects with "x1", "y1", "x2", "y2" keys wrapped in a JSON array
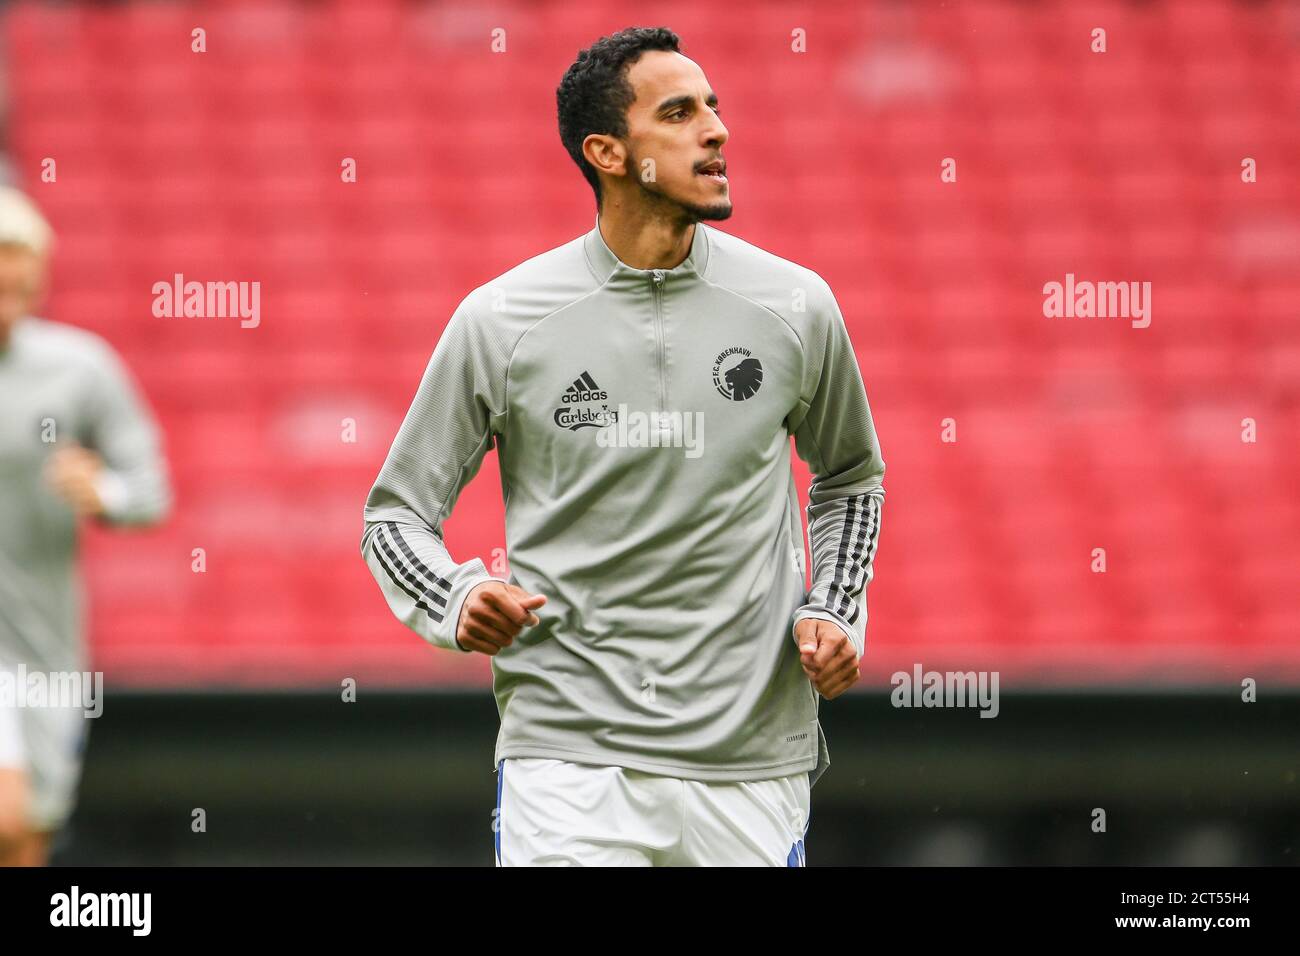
[
  {"x1": 794, "y1": 618, "x2": 860, "y2": 700},
  {"x1": 44, "y1": 444, "x2": 107, "y2": 517}
]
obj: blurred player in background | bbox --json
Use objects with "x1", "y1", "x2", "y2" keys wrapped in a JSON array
[{"x1": 0, "y1": 187, "x2": 171, "y2": 866}]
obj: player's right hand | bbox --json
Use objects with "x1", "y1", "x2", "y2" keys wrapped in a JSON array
[
  {"x1": 43, "y1": 443, "x2": 108, "y2": 517},
  {"x1": 454, "y1": 581, "x2": 546, "y2": 655}
]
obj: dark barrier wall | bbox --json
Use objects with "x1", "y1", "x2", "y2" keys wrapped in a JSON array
[{"x1": 56, "y1": 691, "x2": 1300, "y2": 866}]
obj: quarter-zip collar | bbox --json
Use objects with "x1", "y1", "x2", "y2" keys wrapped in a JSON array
[{"x1": 583, "y1": 211, "x2": 711, "y2": 286}]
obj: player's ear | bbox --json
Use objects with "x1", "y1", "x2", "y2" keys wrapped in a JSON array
[{"x1": 582, "y1": 133, "x2": 627, "y2": 178}]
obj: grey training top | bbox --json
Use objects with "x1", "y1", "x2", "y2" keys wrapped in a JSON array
[
  {"x1": 361, "y1": 216, "x2": 885, "y2": 787},
  {"x1": 0, "y1": 317, "x2": 171, "y2": 675}
]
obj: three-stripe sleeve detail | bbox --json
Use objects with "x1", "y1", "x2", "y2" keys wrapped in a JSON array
[
  {"x1": 825, "y1": 494, "x2": 881, "y2": 625},
  {"x1": 369, "y1": 522, "x2": 452, "y2": 625},
  {"x1": 383, "y1": 522, "x2": 452, "y2": 597}
]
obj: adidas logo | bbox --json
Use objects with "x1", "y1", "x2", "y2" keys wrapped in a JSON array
[
  {"x1": 554, "y1": 371, "x2": 618, "y2": 430},
  {"x1": 561, "y1": 371, "x2": 608, "y2": 404}
]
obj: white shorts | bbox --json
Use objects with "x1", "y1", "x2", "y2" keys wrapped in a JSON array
[
  {"x1": 493, "y1": 756, "x2": 810, "y2": 866},
  {"x1": 0, "y1": 682, "x2": 90, "y2": 832}
]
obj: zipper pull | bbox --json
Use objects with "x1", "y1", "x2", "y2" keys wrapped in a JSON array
[{"x1": 651, "y1": 269, "x2": 665, "y2": 286}]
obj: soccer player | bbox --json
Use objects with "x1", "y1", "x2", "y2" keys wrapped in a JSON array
[
  {"x1": 361, "y1": 27, "x2": 885, "y2": 866},
  {"x1": 0, "y1": 188, "x2": 171, "y2": 866}
]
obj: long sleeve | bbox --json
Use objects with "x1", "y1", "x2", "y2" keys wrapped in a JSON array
[
  {"x1": 788, "y1": 279, "x2": 885, "y2": 658},
  {"x1": 360, "y1": 296, "x2": 505, "y2": 654},
  {"x1": 85, "y1": 339, "x2": 172, "y2": 527}
]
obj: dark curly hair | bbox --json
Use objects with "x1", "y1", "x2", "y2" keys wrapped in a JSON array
[{"x1": 557, "y1": 27, "x2": 682, "y2": 210}]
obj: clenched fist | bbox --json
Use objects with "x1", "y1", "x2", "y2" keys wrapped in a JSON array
[
  {"x1": 793, "y1": 618, "x2": 860, "y2": 700},
  {"x1": 43, "y1": 444, "x2": 107, "y2": 517},
  {"x1": 455, "y1": 580, "x2": 546, "y2": 655}
]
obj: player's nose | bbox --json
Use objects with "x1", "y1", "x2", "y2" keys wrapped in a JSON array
[{"x1": 702, "y1": 109, "x2": 728, "y2": 147}]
